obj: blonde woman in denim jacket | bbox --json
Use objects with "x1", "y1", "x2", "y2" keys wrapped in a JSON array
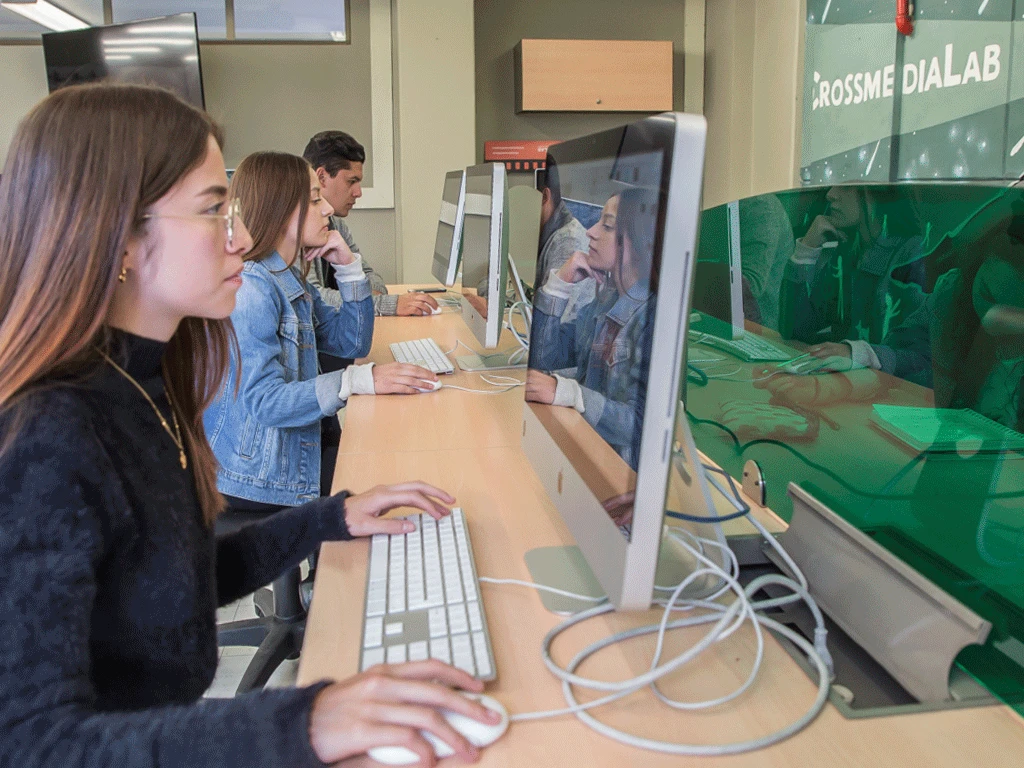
[{"x1": 204, "y1": 152, "x2": 437, "y2": 511}]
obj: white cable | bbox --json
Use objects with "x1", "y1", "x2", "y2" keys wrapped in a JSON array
[{"x1": 478, "y1": 468, "x2": 833, "y2": 754}]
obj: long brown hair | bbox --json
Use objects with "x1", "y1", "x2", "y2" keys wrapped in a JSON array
[
  {"x1": 230, "y1": 151, "x2": 313, "y2": 279},
  {"x1": 0, "y1": 83, "x2": 232, "y2": 525}
]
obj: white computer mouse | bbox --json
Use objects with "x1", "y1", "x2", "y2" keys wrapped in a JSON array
[
  {"x1": 429, "y1": 306, "x2": 442, "y2": 315},
  {"x1": 413, "y1": 379, "x2": 443, "y2": 393},
  {"x1": 367, "y1": 693, "x2": 509, "y2": 765}
]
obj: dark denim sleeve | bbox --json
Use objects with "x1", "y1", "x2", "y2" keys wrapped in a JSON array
[
  {"x1": 530, "y1": 290, "x2": 578, "y2": 371},
  {"x1": 311, "y1": 277, "x2": 374, "y2": 360},
  {"x1": 779, "y1": 256, "x2": 838, "y2": 343},
  {"x1": 215, "y1": 494, "x2": 353, "y2": 606},
  {"x1": 0, "y1": 412, "x2": 331, "y2": 768}
]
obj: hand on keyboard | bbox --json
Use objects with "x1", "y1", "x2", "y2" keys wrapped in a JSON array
[
  {"x1": 396, "y1": 292, "x2": 440, "y2": 316},
  {"x1": 344, "y1": 482, "x2": 456, "y2": 536},
  {"x1": 307, "y1": 659, "x2": 498, "y2": 766},
  {"x1": 372, "y1": 362, "x2": 439, "y2": 395}
]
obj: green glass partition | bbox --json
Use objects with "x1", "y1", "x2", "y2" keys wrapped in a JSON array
[{"x1": 685, "y1": 182, "x2": 1024, "y2": 713}]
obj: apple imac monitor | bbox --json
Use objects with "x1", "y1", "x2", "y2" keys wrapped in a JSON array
[
  {"x1": 42, "y1": 13, "x2": 205, "y2": 110},
  {"x1": 457, "y1": 163, "x2": 524, "y2": 371},
  {"x1": 691, "y1": 199, "x2": 745, "y2": 340},
  {"x1": 522, "y1": 113, "x2": 713, "y2": 610},
  {"x1": 431, "y1": 170, "x2": 467, "y2": 286}
]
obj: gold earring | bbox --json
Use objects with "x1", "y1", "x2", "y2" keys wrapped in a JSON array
[{"x1": 118, "y1": 265, "x2": 128, "y2": 283}]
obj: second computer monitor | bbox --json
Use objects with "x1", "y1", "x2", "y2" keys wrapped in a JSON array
[
  {"x1": 431, "y1": 169, "x2": 467, "y2": 286},
  {"x1": 521, "y1": 113, "x2": 711, "y2": 610},
  {"x1": 459, "y1": 163, "x2": 509, "y2": 350}
]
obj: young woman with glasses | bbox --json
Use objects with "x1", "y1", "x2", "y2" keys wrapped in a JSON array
[{"x1": 0, "y1": 83, "x2": 497, "y2": 768}]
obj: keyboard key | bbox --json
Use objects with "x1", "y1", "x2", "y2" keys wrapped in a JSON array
[
  {"x1": 448, "y1": 603, "x2": 469, "y2": 635},
  {"x1": 430, "y1": 637, "x2": 451, "y2": 664},
  {"x1": 385, "y1": 622, "x2": 403, "y2": 637},
  {"x1": 451, "y1": 634, "x2": 475, "y2": 675},
  {"x1": 472, "y1": 632, "x2": 492, "y2": 677},
  {"x1": 362, "y1": 647, "x2": 385, "y2": 671},
  {"x1": 428, "y1": 607, "x2": 448, "y2": 637},
  {"x1": 409, "y1": 640, "x2": 429, "y2": 662},
  {"x1": 363, "y1": 616, "x2": 384, "y2": 648},
  {"x1": 467, "y1": 601, "x2": 483, "y2": 632},
  {"x1": 386, "y1": 644, "x2": 407, "y2": 664},
  {"x1": 387, "y1": 591, "x2": 406, "y2": 614}
]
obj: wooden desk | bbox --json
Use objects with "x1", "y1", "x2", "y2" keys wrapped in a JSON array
[
  {"x1": 299, "y1": 303, "x2": 1024, "y2": 766},
  {"x1": 339, "y1": 287, "x2": 525, "y2": 455}
]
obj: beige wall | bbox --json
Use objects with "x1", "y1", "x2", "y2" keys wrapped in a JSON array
[
  {"x1": 0, "y1": 45, "x2": 48, "y2": 167},
  {"x1": 474, "y1": 0, "x2": 700, "y2": 190},
  {"x1": 391, "y1": 0, "x2": 477, "y2": 283},
  {"x1": 702, "y1": 0, "x2": 804, "y2": 208}
]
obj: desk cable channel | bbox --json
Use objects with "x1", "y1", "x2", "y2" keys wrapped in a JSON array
[{"x1": 478, "y1": 464, "x2": 834, "y2": 756}]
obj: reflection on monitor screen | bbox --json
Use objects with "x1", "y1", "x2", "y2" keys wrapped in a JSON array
[
  {"x1": 520, "y1": 113, "x2": 709, "y2": 610},
  {"x1": 527, "y1": 153, "x2": 664, "y2": 474}
]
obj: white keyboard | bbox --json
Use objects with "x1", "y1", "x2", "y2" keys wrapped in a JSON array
[
  {"x1": 694, "y1": 332, "x2": 793, "y2": 363},
  {"x1": 358, "y1": 509, "x2": 497, "y2": 681},
  {"x1": 389, "y1": 338, "x2": 455, "y2": 374}
]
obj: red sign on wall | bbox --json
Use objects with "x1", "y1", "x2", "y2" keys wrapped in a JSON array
[{"x1": 484, "y1": 140, "x2": 558, "y2": 172}]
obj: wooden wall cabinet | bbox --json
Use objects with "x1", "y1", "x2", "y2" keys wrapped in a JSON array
[{"x1": 513, "y1": 38, "x2": 674, "y2": 113}]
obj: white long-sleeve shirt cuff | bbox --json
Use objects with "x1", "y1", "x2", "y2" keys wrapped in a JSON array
[
  {"x1": 339, "y1": 362, "x2": 376, "y2": 400},
  {"x1": 791, "y1": 240, "x2": 822, "y2": 266},
  {"x1": 332, "y1": 255, "x2": 367, "y2": 283},
  {"x1": 541, "y1": 269, "x2": 575, "y2": 300},
  {"x1": 844, "y1": 340, "x2": 881, "y2": 370},
  {"x1": 552, "y1": 374, "x2": 586, "y2": 413}
]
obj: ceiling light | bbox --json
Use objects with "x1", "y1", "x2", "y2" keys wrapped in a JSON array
[{"x1": 1, "y1": 0, "x2": 89, "y2": 32}]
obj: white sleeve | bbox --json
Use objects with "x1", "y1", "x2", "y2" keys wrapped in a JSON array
[
  {"x1": 844, "y1": 340, "x2": 881, "y2": 370},
  {"x1": 540, "y1": 269, "x2": 575, "y2": 300},
  {"x1": 552, "y1": 374, "x2": 586, "y2": 413},
  {"x1": 332, "y1": 254, "x2": 367, "y2": 284},
  {"x1": 339, "y1": 362, "x2": 377, "y2": 400}
]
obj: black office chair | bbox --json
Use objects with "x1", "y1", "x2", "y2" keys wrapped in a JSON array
[
  {"x1": 215, "y1": 423, "x2": 341, "y2": 694},
  {"x1": 215, "y1": 511, "x2": 307, "y2": 694}
]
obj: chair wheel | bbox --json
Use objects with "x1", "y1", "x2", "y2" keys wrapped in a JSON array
[{"x1": 300, "y1": 580, "x2": 314, "y2": 612}]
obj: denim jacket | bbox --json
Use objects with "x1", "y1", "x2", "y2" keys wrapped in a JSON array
[
  {"x1": 204, "y1": 252, "x2": 373, "y2": 506},
  {"x1": 531, "y1": 279, "x2": 654, "y2": 469}
]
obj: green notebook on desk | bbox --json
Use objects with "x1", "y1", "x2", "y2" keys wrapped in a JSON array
[{"x1": 870, "y1": 404, "x2": 1024, "y2": 453}]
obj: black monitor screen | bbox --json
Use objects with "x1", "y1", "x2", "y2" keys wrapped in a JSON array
[{"x1": 42, "y1": 13, "x2": 205, "y2": 110}]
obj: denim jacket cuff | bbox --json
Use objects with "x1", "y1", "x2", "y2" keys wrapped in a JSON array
[
  {"x1": 315, "y1": 369, "x2": 346, "y2": 415},
  {"x1": 579, "y1": 386, "x2": 607, "y2": 427},
  {"x1": 534, "y1": 286, "x2": 569, "y2": 316}
]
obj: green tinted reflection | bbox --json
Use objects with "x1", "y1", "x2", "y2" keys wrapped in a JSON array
[{"x1": 686, "y1": 182, "x2": 1024, "y2": 712}]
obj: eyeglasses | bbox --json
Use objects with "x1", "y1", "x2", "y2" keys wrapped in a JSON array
[{"x1": 142, "y1": 197, "x2": 244, "y2": 248}]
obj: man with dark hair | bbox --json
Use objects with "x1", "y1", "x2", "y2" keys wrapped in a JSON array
[
  {"x1": 303, "y1": 130, "x2": 438, "y2": 317},
  {"x1": 536, "y1": 158, "x2": 589, "y2": 288}
]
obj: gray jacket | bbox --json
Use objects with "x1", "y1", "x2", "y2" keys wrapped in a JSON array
[
  {"x1": 536, "y1": 201, "x2": 589, "y2": 288},
  {"x1": 307, "y1": 216, "x2": 398, "y2": 316}
]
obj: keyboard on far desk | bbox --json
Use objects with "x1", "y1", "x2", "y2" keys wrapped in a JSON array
[
  {"x1": 390, "y1": 338, "x2": 455, "y2": 374},
  {"x1": 359, "y1": 508, "x2": 497, "y2": 681},
  {"x1": 693, "y1": 331, "x2": 794, "y2": 363}
]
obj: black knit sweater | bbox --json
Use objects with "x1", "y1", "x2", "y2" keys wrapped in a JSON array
[{"x1": 0, "y1": 331, "x2": 352, "y2": 767}]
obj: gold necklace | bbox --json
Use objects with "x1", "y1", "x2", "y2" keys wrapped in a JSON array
[{"x1": 97, "y1": 349, "x2": 188, "y2": 470}]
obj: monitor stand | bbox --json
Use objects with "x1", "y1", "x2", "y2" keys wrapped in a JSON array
[
  {"x1": 523, "y1": 529, "x2": 715, "y2": 615},
  {"x1": 455, "y1": 349, "x2": 527, "y2": 372}
]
